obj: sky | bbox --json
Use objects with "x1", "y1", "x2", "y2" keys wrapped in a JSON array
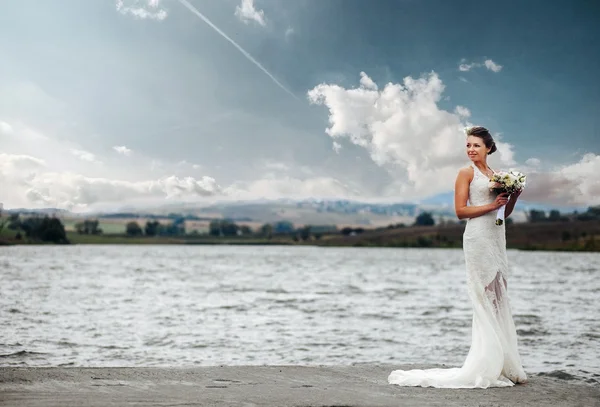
[{"x1": 1, "y1": 0, "x2": 599, "y2": 211}]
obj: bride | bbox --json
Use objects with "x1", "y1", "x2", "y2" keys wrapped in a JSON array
[{"x1": 388, "y1": 126, "x2": 528, "y2": 388}]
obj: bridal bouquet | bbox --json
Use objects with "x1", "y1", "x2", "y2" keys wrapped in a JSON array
[{"x1": 488, "y1": 170, "x2": 527, "y2": 225}]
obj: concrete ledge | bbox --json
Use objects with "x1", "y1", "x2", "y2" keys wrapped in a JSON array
[{"x1": 1, "y1": 365, "x2": 598, "y2": 407}]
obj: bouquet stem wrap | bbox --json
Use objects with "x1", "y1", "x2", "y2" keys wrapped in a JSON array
[{"x1": 496, "y1": 196, "x2": 510, "y2": 226}]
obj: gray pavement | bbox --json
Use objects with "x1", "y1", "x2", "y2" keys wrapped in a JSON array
[{"x1": 1, "y1": 364, "x2": 598, "y2": 407}]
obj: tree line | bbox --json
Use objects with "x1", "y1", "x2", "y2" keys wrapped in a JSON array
[
  {"x1": 206, "y1": 219, "x2": 338, "y2": 241},
  {"x1": 71, "y1": 218, "x2": 187, "y2": 237},
  {"x1": 527, "y1": 206, "x2": 600, "y2": 222},
  {"x1": 0, "y1": 212, "x2": 69, "y2": 244},
  {"x1": 99, "y1": 205, "x2": 600, "y2": 239},
  {"x1": 124, "y1": 218, "x2": 186, "y2": 237},
  {"x1": 1, "y1": 205, "x2": 598, "y2": 244}
]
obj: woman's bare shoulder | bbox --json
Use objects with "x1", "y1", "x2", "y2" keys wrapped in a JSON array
[{"x1": 457, "y1": 166, "x2": 474, "y2": 177}]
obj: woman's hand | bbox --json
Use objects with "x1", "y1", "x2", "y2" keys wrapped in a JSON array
[{"x1": 493, "y1": 192, "x2": 509, "y2": 209}]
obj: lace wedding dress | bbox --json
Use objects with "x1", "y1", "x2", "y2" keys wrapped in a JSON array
[{"x1": 388, "y1": 162, "x2": 527, "y2": 388}]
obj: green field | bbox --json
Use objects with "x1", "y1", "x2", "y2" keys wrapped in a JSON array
[{"x1": 61, "y1": 220, "x2": 126, "y2": 234}]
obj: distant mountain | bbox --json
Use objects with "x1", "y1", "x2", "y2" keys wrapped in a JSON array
[
  {"x1": 4, "y1": 197, "x2": 590, "y2": 228},
  {"x1": 418, "y1": 191, "x2": 455, "y2": 206},
  {"x1": 3, "y1": 207, "x2": 71, "y2": 215},
  {"x1": 92, "y1": 198, "x2": 438, "y2": 227}
]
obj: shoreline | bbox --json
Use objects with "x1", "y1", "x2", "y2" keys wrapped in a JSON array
[
  {"x1": 1, "y1": 365, "x2": 598, "y2": 407},
  {"x1": 1, "y1": 239, "x2": 598, "y2": 252}
]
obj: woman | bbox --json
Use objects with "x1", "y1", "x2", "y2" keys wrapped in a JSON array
[{"x1": 388, "y1": 126, "x2": 528, "y2": 388}]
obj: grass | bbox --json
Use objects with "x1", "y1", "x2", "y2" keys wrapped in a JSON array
[{"x1": 67, "y1": 233, "x2": 181, "y2": 245}]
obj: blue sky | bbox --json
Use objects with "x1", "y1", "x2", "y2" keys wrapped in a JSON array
[{"x1": 0, "y1": 0, "x2": 598, "y2": 211}]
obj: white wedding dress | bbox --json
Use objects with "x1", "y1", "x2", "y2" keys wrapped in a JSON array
[{"x1": 388, "y1": 162, "x2": 527, "y2": 388}]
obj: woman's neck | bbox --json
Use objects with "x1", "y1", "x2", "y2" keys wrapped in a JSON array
[
  {"x1": 474, "y1": 161, "x2": 490, "y2": 172},
  {"x1": 473, "y1": 161, "x2": 489, "y2": 170}
]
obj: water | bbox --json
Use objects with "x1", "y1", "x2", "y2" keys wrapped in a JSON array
[{"x1": 1, "y1": 245, "x2": 598, "y2": 379}]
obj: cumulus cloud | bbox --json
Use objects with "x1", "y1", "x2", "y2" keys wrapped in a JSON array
[
  {"x1": 494, "y1": 136, "x2": 516, "y2": 167},
  {"x1": 235, "y1": 0, "x2": 266, "y2": 26},
  {"x1": 459, "y1": 58, "x2": 503, "y2": 73},
  {"x1": 359, "y1": 71, "x2": 378, "y2": 90},
  {"x1": 484, "y1": 59, "x2": 503, "y2": 72},
  {"x1": 0, "y1": 153, "x2": 46, "y2": 173},
  {"x1": 454, "y1": 106, "x2": 471, "y2": 117},
  {"x1": 113, "y1": 145, "x2": 132, "y2": 156},
  {"x1": 116, "y1": 0, "x2": 168, "y2": 21},
  {"x1": 522, "y1": 154, "x2": 600, "y2": 206},
  {"x1": 0, "y1": 153, "x2": 221, "y2": 210},
  {"x1": 307, "y1": 71, "x2": 518, "y2": 199}
]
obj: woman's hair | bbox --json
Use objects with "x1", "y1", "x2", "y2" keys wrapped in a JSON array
[{"x1": 466, "y1": 126, "x2": 497, "y2": 155}]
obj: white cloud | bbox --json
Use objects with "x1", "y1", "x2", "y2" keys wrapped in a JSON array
[
  {"x1": 235, "y1": 0, "x2": 266, "y2": 26},
  {"x1": 0, "y1": 119, "x2": 48, "y2": 143},
  {"x1": 0, "y1": 151, "x2": 357, "y2": 210},
  {"x1": 150, "y1": 159, "x2": 164, "y2": 172},
  {"x1": 332, "y1": 141, "x2": 342, "y2": 154},
  {"x1": 525, "y1": 157, "x2": 541, "y2": 167},
  {"x1": 263, "y1": 161, "x2": 290, "y2": 172},
  {"x1": 0, "y1": 121, "x2": 13, "y2": 135},
  {"x1": 285, "y1": 27, "x2": 294, "y2": 40},
  {"x1": 176, "y1": 160, "x2": 203, "y2": 171},
  {"x1": 490, "y1": 133, "x2": 516, "y2": 167},
  {"x1": 484, "y1": 59, "x2": 503, "y2": 72},
  {"x1": 359, "y1": 71, "x2": 378, "y2": 91},
  {"x1": 116, "y1": 0, "x2": 168, "y2": 21},
  {"x1": 0, "y1": 153, "x2": 46, "y2": 173},
  {"x1": 226, "y1": 176, "x2": 360, "y2": 200},
  {"x1": 459, "y1": 58, "x2": 503, "y2": 73},
  {"x1": 0, "y1": 153, "x2": 221, "y2": 210},
  {"x1": 522, "y1": 154, "x2": 600, "y2": 206},
  {"x1": 70, "y1": 149, "x2": 101, "y2": 164},
  {"x1": 459, "y1": 62, "x2": 478, "y2": 72},
  {"x1": 113, "y1": 145, "x2": 132, "y2": 156},
  {"x1": 307, "y1": 71, "x2": 517, "y2": 199},
  {"x1": 454, "y1": 106, "x2": 471, "y2": 117}
]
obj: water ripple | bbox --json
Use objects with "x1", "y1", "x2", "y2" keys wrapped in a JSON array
[{"x1": 0, "y1": 245, "x2": 598, "y2": 381}]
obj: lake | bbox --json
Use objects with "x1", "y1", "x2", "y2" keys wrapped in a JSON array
[{"x1": 1, "y1": 245, "x2": 598, "y2": 380}]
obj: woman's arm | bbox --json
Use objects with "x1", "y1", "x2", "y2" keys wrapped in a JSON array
[
  {"x1": 454, "y1": 167, "x2": 507, "y2": 220},
  {"x1": 504, "y1": 189, "x2": 522, "y2": 218}
]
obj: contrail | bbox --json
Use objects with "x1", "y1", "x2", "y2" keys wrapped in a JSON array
[{"x1": 177, "y1": 0, "x2": 298, "y2": 100}]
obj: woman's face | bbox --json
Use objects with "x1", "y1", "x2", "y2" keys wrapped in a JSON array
[{"x1": 466, "y1": 135, "x2": 489, "y2": 161}]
